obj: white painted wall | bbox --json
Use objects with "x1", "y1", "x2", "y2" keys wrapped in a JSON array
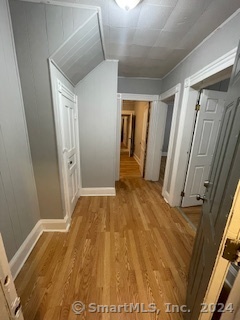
[
  {"x1": 118, "y1": 77, "x2": 162, "y2": 95},
  {"x1": 76, "y1": 60, "x2": 118, "y2": 188},
  {"x1": 0, "y1": 0, "x2": 40, "y2": 260}
]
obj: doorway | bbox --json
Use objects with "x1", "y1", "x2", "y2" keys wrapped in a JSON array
[
  {"x1": 120, "y1": 100, "x2": 150, "y2": 179},
  {"x1": 179, "y1": 71, "x2": 232, "y2": 230},
  {"x1": 158, "y1": 97, "x2": 174, "y2": 188}
]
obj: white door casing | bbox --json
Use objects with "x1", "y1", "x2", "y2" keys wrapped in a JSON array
[
  {"x1": 139, "y1": 105, "x2": 149, "y2": 177},
  {"x1": 182, "y1": 90, "x2": 226, "y2": 207},
  {"x1": 128, "y1": 114, "x2": 133, "y2": 156},
  {"x1": 57, "y1": 81, "x2": 79, "y2": 216},
  {"x1": 145, "y1": 100, "x2": 167, "y2": 181}
]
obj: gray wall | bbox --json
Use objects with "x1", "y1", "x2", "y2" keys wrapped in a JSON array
[
  {"x1": 0, "y1": 0, "x2": 40, "y2": 260},
  {"x1": 162, "y1": 104, "x2": 173, "y2": 153},
  {"x1": 76, "y1": 60, "x2": 118, "y2": 188},
  {"x1": 9, "y1": 1, "x2": 94, "y2": 219},
  {"x1": 118, "y1": 77, "x2": 162, "y2": 95},
  {"x1": 205, "y1": 78, "x2": 230, "y2": 92}
]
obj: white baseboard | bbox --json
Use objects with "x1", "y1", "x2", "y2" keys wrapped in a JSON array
[
  {"x1": 162, "y1": 152, "x2": 168, "y2": 156},
  {"x1": 80, "y1": 187, "x2": 116, "y2": 196},
  {"x1": 10, "y1": 216, "x2": 70, "y2": 280},
  {"x1": 133, "y1": 153, "x2": 141, "y2": 166}
]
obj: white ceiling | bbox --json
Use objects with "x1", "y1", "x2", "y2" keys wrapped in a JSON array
[{"x1": 53, "y1": 0, "x2": 240, "y2": 78}]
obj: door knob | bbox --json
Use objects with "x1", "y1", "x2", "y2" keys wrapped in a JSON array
[
  {"x1": 204, "y1": 180, "x2": 210, "y2": 188},
  {"x1": 196, "y1": 194, "x2": 206, "y2": 202}
]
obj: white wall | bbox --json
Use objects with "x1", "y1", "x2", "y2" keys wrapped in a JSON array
[
  {"x1": 118, "y1": 77, "x2": 162, "y2": 95},
  {"x1": 0, "y1": 0, "x2": 40, "y2": 260},
  {"x1": 76, "y1": 60, "x2": 118, "y2": 188},
  {"x1": 9, "y1": 0, "x2": 94, "y2": 219}
]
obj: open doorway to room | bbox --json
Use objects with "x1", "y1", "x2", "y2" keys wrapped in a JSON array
[
  {"x1": 120, "y1": 100, "x2": 150, "y2": 179},
  {"x1": 158, "y1": 97, "x2": 174, "y2": 188},
  {"x1": 178, "y1": 67, "x2": 232, "y2": 230}
]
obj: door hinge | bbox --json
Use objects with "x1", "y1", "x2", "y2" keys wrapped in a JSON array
[
  {"x1": 181, "y1": 191, "x2": 185, "y2": 197},
  {"x1": 195, "y1": 104, "x2": 200, "y2": 111},
  {"x1": 222, "y1": 238, "x2": 240, "y2": 265}
]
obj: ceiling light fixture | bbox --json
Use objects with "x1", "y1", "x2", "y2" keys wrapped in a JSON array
[{"x1": 115, "y1": 0, "x2": 141, "y2": 11}]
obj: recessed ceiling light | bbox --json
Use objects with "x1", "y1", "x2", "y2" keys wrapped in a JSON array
[{"x1": 115, "y1": 0, "x2": 141, "y2": 11}]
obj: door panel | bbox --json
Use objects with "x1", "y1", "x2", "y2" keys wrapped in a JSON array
[
  {"x1": 59, "y1": 92, "x2": 79, "y2": 216},
  {"x1": 182, "y1": 90, "x2": 226, "y2": 207},
  {"x1": 185, "y1": 46, "x2": 240, "y2": 320}
]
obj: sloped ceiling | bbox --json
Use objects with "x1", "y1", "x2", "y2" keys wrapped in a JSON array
[
  {"x1": 56, "y1": 0, "x2": 240, "y2": 78},
  {"x1": 51, "y1": 12, "x2": 104, "y2": 85}
]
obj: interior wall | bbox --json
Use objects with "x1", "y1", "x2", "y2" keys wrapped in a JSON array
[
  {"x1": 0, "y1": 0, "x2": 40, "y2": 260},
  {"x1": 162, "y1": 104, "x2": 174, "y2": 153},
  {"x1": 118, "y1": 77, "x2": 162, "y2": 95},
  {"x1": 133, "y1": 101, "x2": 149, "y2": 159},
  {"x1": 205, "y1": 78, "x2": 230, "y2": 91},
  {"x1": 162, "y1": 12, "x2": 240, "y2": 92},
  {"x1": 161, "y1": 11, "x2": 240, "y2": 205},
  {"x1": 9, "y1": 0, "x2": 94, "y2": 219},
  {"x1": 76, "y1": 60, "x2": 118, "y2": 188}
]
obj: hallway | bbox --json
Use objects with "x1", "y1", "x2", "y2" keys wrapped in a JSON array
[{"x1": 15, "y1": 178, "x2": 195, "y2": 320}]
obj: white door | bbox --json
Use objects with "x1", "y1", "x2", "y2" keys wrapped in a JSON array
[
  {"x1": 182, "y1": 90, "x2": 226, "y2": 207},
  {"x1": 59, "y1": 87, "x2": 79, "y2": 216},
  {"x1": 140, "y1": 105, "x2": 149, "y2": 177}
]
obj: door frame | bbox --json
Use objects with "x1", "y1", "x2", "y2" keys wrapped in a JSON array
[
  {"x1": 49, "y1": 61, "x2": 81, "y2": 223},
  {"x1": 116, "y1": 92, "x2": 181, "y2": 196},
  {"x1": 160, "y1": 83, "x2": 181, "y2": 205},
  {"x1": 170, "y1": 47, "x2": 237, "y2": 207},
  {"x1": 116, "y1": 94, "x2": 159, "y2": 181}
]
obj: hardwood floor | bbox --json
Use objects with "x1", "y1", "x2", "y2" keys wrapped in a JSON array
[
  {"x1": 120, "y1": 153, "x2": 141, "y2": 178},
  {"x1": 181, "y1": 206, "x2": 202, "y2": 229},
  {"x1": 15, "y1": 178, "x2": 195, "y2": 320}
]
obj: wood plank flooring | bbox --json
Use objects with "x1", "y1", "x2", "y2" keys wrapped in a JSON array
[
  {"x1": 15, "y1": 178, "x2": 195, "y2": 320},
  {"x1": 181, "y1": 206, "x2": 202, "y2": 229},
  {"x1": 120, "y1": 154, "x2": 141, "y2": 178}
]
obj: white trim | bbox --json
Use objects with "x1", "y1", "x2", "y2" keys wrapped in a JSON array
[
  {"x1": 134, "y1": 153, "x2": 141, "y2": 165},
  {"x1": 188, "y1": 48, "x2": 237, "y2": 87},
  {"x1": 118, "y1": 76, "x2": 162, "y2": 81},
  {"x1": 9, "y1": 217, "x2": 70, "y2": 280},
  {"x1": 145, "y1": 100, "x2": 167, "y2": 180},
  {"x1": 159, "y1": 84, "x2": 181, "y2": 206},
  {"x1": 116, "y1": 93, "x2": 160, "y2": 182},
  {"x1": 170, "y1": 48, "x2": 237, "y2": 207},
  {"x1": 162, "y1": 9, "x2": 240, "y2": 80},
  {"x1": 49, "y1": 66, "x2": 81, "y2": 219},
  {"x1": 80, "y1": 188, "x2": 116, "y2": 196},
  {"x1": 119, "y1": 93, "x2": 159, "y2": 102}
]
